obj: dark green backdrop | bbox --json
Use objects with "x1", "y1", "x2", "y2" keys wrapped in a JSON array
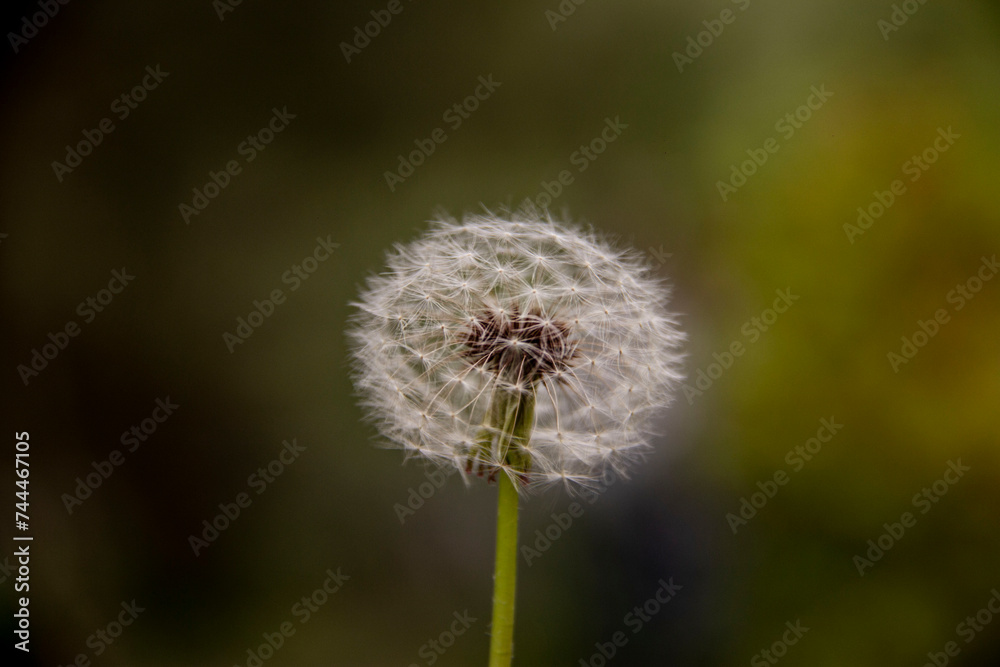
[{"x1": 2, "y1": 0, "x2": 999, "y2": 665}]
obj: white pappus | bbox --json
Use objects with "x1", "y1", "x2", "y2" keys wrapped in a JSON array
[{"x1": 348, "y1": 204, "x2": 684, "y2": 493}]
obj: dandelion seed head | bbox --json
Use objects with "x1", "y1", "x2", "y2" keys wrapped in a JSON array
[{"x1": 348, "y1": 204, "x2": 684, "y2": 492}]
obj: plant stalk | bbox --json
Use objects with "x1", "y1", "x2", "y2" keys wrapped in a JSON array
[{"x1": 488, "y1": 470, "x2": 519, "y2": 666}]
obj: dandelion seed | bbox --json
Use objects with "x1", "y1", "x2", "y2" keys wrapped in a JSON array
[{"x1": 348, "y1": 203, "x2": 684, "y2": 491}]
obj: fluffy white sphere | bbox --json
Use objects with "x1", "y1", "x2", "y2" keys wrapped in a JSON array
[{"x1": 349, "y1": 205, "x2": 684, "y2": 492}]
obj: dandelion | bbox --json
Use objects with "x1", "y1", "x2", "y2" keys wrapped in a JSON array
[{"x1": 348, "y1": 203, "x2": 684, "y2": 665}]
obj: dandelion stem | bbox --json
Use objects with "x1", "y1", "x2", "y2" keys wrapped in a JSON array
[
  {"x1": 487, "y1": 389, "x2": 531, "y2": 664},
  {"x1": 489, "y1": 470, "x2": 519, "y2": 666}
]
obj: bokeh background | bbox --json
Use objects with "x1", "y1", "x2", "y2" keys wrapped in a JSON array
[{"x1": 2, "y1": 0, "x2": 999, "y2": 665}]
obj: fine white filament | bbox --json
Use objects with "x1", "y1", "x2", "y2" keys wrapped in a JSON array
[{"x1": 349, "y1": 205, "x2": 684, "y2": 492}]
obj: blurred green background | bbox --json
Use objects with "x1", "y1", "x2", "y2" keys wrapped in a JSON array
[{"x1": 2, "y1": 0, "x2": 999, "y2": 665}]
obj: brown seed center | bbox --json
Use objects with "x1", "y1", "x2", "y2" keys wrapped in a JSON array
[{"x1": 463, "y1": 307, "x2": 576, "y2": 383}]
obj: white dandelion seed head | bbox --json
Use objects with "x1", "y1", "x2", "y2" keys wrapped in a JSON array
[{"x1": 348, "y1": 204, "x2": 684, "y2": 493}]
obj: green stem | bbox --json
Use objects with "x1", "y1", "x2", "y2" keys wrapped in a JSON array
[
  {"x1": 489, "y1": 471, "x2": 519, "y2": 667},
  {"x1": 496, "y1": 390, "x2": 533, "y2": 478},
  {"x1": 480, "y1": 388, "x2": 534, "y2": 665}
]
